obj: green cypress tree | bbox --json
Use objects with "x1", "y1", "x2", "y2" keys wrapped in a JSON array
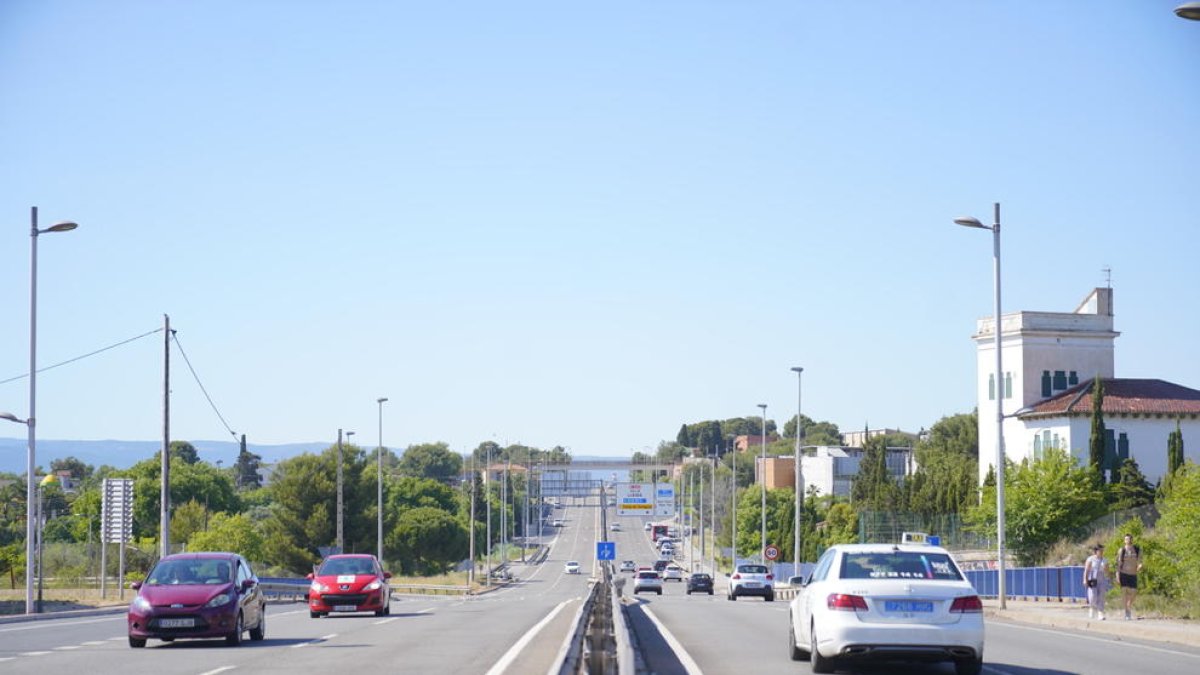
[
  {"x1": 1168, "y1": 420, "x2": 1184, "y2": 475},
  {"x1": 1088, "y1": 378, "x2": 1107, "y2": 484}
]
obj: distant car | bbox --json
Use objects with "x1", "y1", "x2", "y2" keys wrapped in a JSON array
[
  {"x1": 788, "y1": 543, "x2": 984, "y2": 675},
  {"x1": 726, "y1": 563, "x2": 774, "y2": 601},
  {"x1": 307, "y1": 553, "x2": 392, "y2": 617},
  {"x1": 127, "y1": 551, "x2": 266, "y2": 648},
  {"x1": 644, "y1": 522, "x2": 652, "y2": 532},
  {"x1": 552, "y1": 518, "x2": 565, "y2": 527},
  {"x1": 633, "y1": 570, "x2": 663, "y2": 595},
  {"x1": 610, "y1": 522, "x2": 621, "y2": 531},
  {"x1": 663, "y1": 564, "x2": 684, "y2": 582},
  {"x1": 652, "y1": 559, "x2": 670, "y2": 573},
  {"x1": 564, "y1": 560, "x2": 581, "y2": 574},
  {"x1": 619, "y1": 560, "x2": 637, "y2": 573},
  {"x1": 686, "y1": 572, "x2": 714, "y2": 595}
]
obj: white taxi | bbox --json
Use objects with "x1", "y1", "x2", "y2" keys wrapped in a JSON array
[{"x1": 787, "y1": 543, "x2": 984, "y2": 675}]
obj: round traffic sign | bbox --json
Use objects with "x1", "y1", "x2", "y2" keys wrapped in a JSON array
[{"x1": 764, "y1": 545, "x2": 780, "y2": 561}]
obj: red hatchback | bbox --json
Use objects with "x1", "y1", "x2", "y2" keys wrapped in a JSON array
[
  {"x1": 307, "y1": 553, "x2": 392, "y2": 617},
  {"x1": 127, "y1": 552, "x2": 266, "y2": 648}
]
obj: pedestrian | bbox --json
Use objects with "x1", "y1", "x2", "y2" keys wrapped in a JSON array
[
  {"x1": 1083, "y1": 543, "x2": 1108, "y2": 620},
  {"x1": 1116, "y1": 533, "x2": 1143, "y2": 620}
]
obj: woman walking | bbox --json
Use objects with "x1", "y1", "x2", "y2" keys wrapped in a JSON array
[{"x1": 1083, "y1": 543, "x2": 1109, "y2": 620}]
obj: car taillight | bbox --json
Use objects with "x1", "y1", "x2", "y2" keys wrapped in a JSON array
[
  {"x1": 732, "y1": 573, "x2": 741, "y2": 580},
  {"x1": 766, "y1": 574, "x2": 773, "y2": 580},
  {"x1": 827, "y1": 593, "x2": 868, "y2": 611},
  {"x1": 950, "y1": 595, "x2": 983, "y2": 613}
]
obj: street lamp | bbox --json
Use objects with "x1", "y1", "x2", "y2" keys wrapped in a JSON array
[
  {"x1": 376, "y1": 399, "x2": 388, "y2": 563},
  {"x1": 1176, "y1": 2, "x2": 1200, "y2": 20},
  {"x1": 21, "y1": 207, "x2": 78, "y2": 614},
  {"x1": 790, "y1": 367, "x2": 804, "y2": 568},
  {"x1": 757, "y1": 403, "x2": 767, "y2": 564},
  {"x1": 955, "y1": 202, "x2": 1007, "y2": 609}
]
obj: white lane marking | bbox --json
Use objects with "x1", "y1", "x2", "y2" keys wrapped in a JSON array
[
  {"x1": 19, "y1": 651, "x2": 52, "y2": 657},
  {"x1": 54, "y1": 645, "x2": 82, "y2": 650},
  {"x1": 81, "y1": 641, "x2": 107, "y2": 646},
  {"x1": 271, "y1": 609, "x2": 306, "y2": 617},
  {"x1": 641, "y1": 605, "x2": 703, "y2": 675},
  {"x1": 483, "y1": 598, "x2": 573, "y2": 675},
  {"x1": 0, "y1": 657, "x2": 14, "y2": 662},
  {"x1": 292, "y1": 633, "x2": 337, "y2": 648},
  {"x1": 994, "y1": 621, "x2": 1200, "y2": 659},
  {"x1": 374, "y1": 617, "x2": 400, "y2": 625},
  {"x1": 0, "y1": 617, "x2": 121, "y2": 634},
  {"x1": 198, "y1": 668, "x2": 237, "y2": 675}
]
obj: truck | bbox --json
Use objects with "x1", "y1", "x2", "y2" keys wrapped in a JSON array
[{"x1": 651, "y1": 524, "x2": 669, "y2": 542}]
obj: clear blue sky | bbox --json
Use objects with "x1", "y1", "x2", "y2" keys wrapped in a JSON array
[{"x1": 2, "y1": 1, "x2": 1198, "y2": 461}]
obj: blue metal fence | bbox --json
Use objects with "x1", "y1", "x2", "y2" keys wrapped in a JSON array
[{"x1": 965, "y1": 566, "x2": 1086, "y2": 601}]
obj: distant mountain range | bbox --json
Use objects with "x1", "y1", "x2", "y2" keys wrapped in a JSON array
[{"x1": 0, "y1": 438, "x2": 328, "y2": 475}]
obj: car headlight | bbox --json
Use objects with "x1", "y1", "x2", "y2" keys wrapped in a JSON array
[
  {"x1": 311, "y1": 582, "x2": 327, "y2": 594},
  {"x1": 364, "y1": 580, "x2": 383, "y2": 591},
  {"x1": 131, "y1": 596, "x2": 152, "y2": 612},
  {"x1": 205, "y1": 593, "x2": 233, "y2": 608}
]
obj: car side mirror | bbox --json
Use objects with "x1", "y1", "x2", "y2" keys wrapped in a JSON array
[
  {"x1": 131, "y1": 581, "x2": 142, "y2": 590},
  {"x1": 242, "y1": 579, "x2": 256, "y2": 591},
  {"x1": 384, "y1": 571, "x2": 392, "y2": 579},
  {"x1": 306, "y1": 572, "x2": 315, "y2": 580},
  {"x1": 725, "y1": 573, "x2": 731, "y2": 578}
]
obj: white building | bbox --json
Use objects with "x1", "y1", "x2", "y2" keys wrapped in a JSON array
[
  {"x1": 974, "y1": 287, "x2": 1200, "y2": 484},
  {"x1": 798, "y1": 446, "x2": 915, "y2": 498}
]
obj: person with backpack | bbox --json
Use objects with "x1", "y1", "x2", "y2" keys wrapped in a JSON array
[{"x1": 1116, "y1": 533, "x2": 1143, "y2": 620}]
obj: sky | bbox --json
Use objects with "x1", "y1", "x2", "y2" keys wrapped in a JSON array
[{"x1": 2, "y1": 1, "x2": 1198, "y2": 464}]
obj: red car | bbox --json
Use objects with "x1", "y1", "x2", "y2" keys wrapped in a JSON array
[
  {"x1": 127, "y1": 552, "x2": 266, "y2": 648},
  {"x1": 307, "y1": 553, "x2": 392, "y2": 617}
]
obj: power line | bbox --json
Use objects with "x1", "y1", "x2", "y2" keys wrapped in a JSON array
[
  {"x1": 0, "y1": 327, "x2": 164, "y2": 386},
  {"x1": 171, "y1": 331, "x2": 238, "y2": 440}
]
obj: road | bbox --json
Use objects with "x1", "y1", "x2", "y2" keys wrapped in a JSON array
[
  {"x1": 4, "y1": 498, "x2": 1199, "y2": 675},
  {"x1": 0, "y1": 497, "x2": 604, "y2": 675}
]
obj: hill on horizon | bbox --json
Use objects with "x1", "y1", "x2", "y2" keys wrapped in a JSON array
[{"x1": 0, "y1": 438, "x2": 328, "y2": 475}]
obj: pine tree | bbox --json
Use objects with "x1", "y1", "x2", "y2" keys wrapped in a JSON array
[
  {"x1": 1088, "y1": 378, "x2": 1107, "y2": 484},
  {"x1": 1111, "y1": 457, "x2": 1155, "y2": 510},
  {"x1": 1168, "y1": 421, "x2": 1184, "y2": 476},
  {"x1": 676, "y1": 424, "x2": 692, "y2": 448}
]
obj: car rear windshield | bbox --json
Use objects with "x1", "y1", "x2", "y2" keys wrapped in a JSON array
[
  {"x1": 738, "y1": 565, "x2": 768, "y2": 574},
  {"x1": 637, "y1": 572, "x2": 658, "y2": 579},
  {"x1": 839, "y1": 551, "x2": 963, "y2": 580}
]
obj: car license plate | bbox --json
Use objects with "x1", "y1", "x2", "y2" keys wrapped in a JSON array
[
  {"x1": 158, "y1": 618, "x2": 194, "y2": 628},
  {"x1": 885, "y1": 600, "x2": 933, "y2": 613},
  {"x1": 743, "y1": 582, "x2": 760, "y2": 588},
  {"x1": 334, "y1": 604, "x2": 358, "y2": 612}
]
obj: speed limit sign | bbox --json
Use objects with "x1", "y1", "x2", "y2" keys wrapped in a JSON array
[{"x1": 764, "y1": 545, "x2": 780, "y2": 561}]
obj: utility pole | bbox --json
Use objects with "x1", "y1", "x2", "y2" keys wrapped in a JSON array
[
  {"x1": 160, "y1": 314, "x2": 171, "y2": 558},
  {"x1": 336, "y1": 428, "x2": 344, "y2": 553}
]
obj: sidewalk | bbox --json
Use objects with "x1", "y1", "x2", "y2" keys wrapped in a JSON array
[{"x1": 983, "y1": 598, "x2": 1200, "y2": 649}]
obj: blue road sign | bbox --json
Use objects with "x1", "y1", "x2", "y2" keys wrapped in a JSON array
[{"x1": 597, "y1": 541, "x2": 616, "y2": 561}]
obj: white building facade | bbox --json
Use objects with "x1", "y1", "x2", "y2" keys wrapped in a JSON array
[{"x1": 974, "y1": 288, "x2": 1200, "y2": 484}]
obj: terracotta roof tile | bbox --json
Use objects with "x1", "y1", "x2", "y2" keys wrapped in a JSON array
[{"x1": 1023, "y1": 378, "x2": 1200, "y2": 417}]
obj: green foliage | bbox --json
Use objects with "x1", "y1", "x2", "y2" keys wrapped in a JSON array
[
  {"x1": 49, "y1": 456, "x2": 94, "y2": 481},
  {"x1": 188, "y1": 512, "x2": 267, "y2": 563},
  {"x1": 1167, "y1": 421, "x2": 1185, "y2": 476},
  {"x1": 1089, "y1": 378, "x2": 1106, "y2": 484},
  {"x1": 851, "y1": 436, "x2": 900, "y2": 511},
  {"x1": 967, "y1": 448, "x2": 1107, "y2": 566},
  {"x1": 904, "y1": 415, "x2": 978, "y2": 516},
  {"x1": 676, "y1": 424, "x2": 692, "y2": 447},
  {"x1": 388, "y1": 506, "x2": 468, "y2": 575},
  {"x1": 169, "y1": 441, "x2": 201, "y2": 465},
  {"x1": 389, "y1": 476, "x2": 459, "y2": 513},
  {"x1": 782, "y1": 414, "x2": 841, "y2": 446},
  {"x1": 170, "y1": 499, "x2": 209, "y2": 545},
  {"x1": 397, "y1": 442, "x2": 463, "y2": 482},
  {"x1": 1109, "y1": 457, "x2": 1155, "y2": 510},
  {"x1": 1155, "y1": 462, "x2": 1200, "y2": 599},
  {"x1": 234, "y1": 443, "x2": 263, "y2": 490},
  {"x1": 720, "y1": 450, "x2": 755, "y2": 489}
]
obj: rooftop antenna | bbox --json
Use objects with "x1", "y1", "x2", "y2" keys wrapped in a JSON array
[{"x1": 1102, "y1": 266, "x2": 1112, "y2": 289}]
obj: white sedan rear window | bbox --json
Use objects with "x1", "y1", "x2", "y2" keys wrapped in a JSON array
[{"x1": 839, "y1": 551, "x2": 962, "y2": 581}]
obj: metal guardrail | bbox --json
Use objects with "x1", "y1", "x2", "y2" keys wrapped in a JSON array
[{"x1": 965, "y1": 565, "x2": 1086, "y2": 601}]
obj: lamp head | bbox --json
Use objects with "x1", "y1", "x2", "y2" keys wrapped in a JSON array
[
  {"x1": 953, "y1": 216, "x2": 986, "y2": 229},
  {"x1": 791, "y1": 366, "x2": 804, "y2": 374},
  {"x1": 44, "y1": 221, "x2": 78, "y2": 233},
  {"x1": 1176, "y1": 2, "x2": 1200, "y2": 20},
  {"x1": 1, "y1": 412, "x2": 28, "y2": 424},
  {"x1": 377, "y1": 397, "x2": 388, "y2": 404}
]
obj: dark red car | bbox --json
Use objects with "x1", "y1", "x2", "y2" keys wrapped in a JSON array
[
  {"x1": 127, "y1": 552, "x2": 266, "y2": 648},
  {"x1": 307, "y1": 553, "x2": 392, "y2": 617}
]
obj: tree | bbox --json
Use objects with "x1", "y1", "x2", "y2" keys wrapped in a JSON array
[
  {"x1": 967, "y1": 447, "x2": 1106, "y2": 565},
  {"x1": 388, "y1": 506, "x2": 468, "y2": 575},
  {"x1": 1168, "y1": 421, "x2": 1185, "y2": 476},
  {"x1": 171, "y1": 499, "x2": 209, "y2": 545},
  {"x1": 49, "y1": 456, "x2": 93, "y2": 482},
  {"x1": 234, "y1": 435, "x2": 263, "y2": 490},
  {"x1": 1109, "y1": 457, "x2": 1155, "y2": 510},
  {"x1": 1088, "y1": 378, "x2": 1107, "y2": 484},
  {"x1": 189, "y1": 512, "x2": 267, "y2": 563},
  {"x1": 170, "y1": 441, "x2": 201, "y2": 465},
  {"x1": 398, "y1": 443, "x2": 463, "y2": 483},
  {"x1": 676, "y1": 424, "x2": 692, "y2": 448},
  {"x1": 1155, "y1": 462, "x2": 1200, "y2": 599},
  {"x1": 852, "y1": 436, "x2": 899, "y2": 511},
  {"x1": 906, "y1": 412, "x2": 979, "y2": 515}
]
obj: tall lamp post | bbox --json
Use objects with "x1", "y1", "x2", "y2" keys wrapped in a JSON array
[
  {"x1": 376, "y1": 398, "x2": 388, "y2": 563},
  {"x1": 757, "y1": 403, "x2": 768, "y2": 564},
  {"x1": 955, "y1": 202, "x2": 1007, "y2": 609},
  {"x1": 21, "y1": 207, "x2": 78, "y2": 614},
  {"x1": 790, "y1": 366, "x2": 804, "y2": 569}
]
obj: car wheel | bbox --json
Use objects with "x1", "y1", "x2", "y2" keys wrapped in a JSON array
[
  {"x1": 765, "y1": 591, "x2": 775, "y2": 602},
  {"x1": 810, "y1": 620, "x2": 835, "y2": 674},
  {"x1": 708, "y1": 590, "x2": 714, "y2": 595},
  {"x1": 788, "y1": 619, "x2": 807, "y2": 661},
  {"x1": 686, "y1": 590, "x2": 691, "y2": 595},
  {"x1": 657, "y1": 589, "x2": 662, "y2": 595},
  {"x1": 128, "y1": 636, "x2": 146, "y2": 648},
  {"x1": 384, "y1": 601, "x2": 391, "y2": 616},
  {"x1": 310, "y1": 610, "x2": 321, "y2": 618},
  {"x1": 955, "y1": 655, "x2": 984, "y2": 675},
  {"x1": 226, "y1": 611, "x2": 244, "y2": 646},
  {"x1": 249, "y1": 607, "x2": 266, "y2": 641}
]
